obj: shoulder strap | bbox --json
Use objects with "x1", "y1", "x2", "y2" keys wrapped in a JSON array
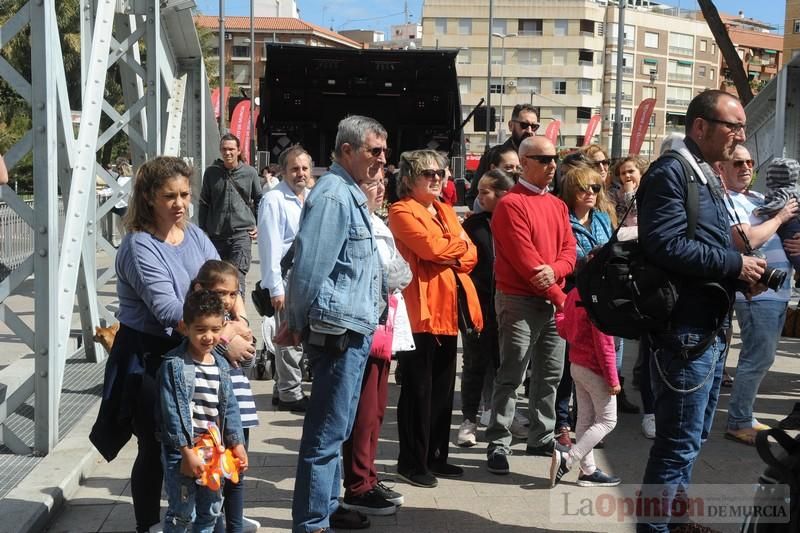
[
  {"x1": 226, "y1": 171, "x2": 256, "y2": 214},
  {"x1": 661, "y1": 150, "x2": 699, "y2": 240}
]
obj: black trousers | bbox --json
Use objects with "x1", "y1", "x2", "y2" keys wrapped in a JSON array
[
  {"x1": 397, "y1": 333, "x2": 458, "y2": 475},
  {"x1": 211, "y1": 231, "x2": 252, "y2": 294}
]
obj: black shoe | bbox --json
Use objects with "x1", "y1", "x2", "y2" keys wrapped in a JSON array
[
  {"x1": 374, "y1": 480, "x2": 404, "y2": 506},
  {"x1": 330, "y1": 507, "x2": 370, "y2": 529},
  {"x1": 487, "y1": 452, "x2": 509, "y2": 475},
  {"x1": 341, "y1": 489, "x2": 397, "y2": 516},
  {"x1": 549, "y1": 448, "x2": 570, "y2": 487},
  {"x1": 277, "y1": 396, "x2": 309, "y2": 412},
  {"x1": 779, "y1": 405, "x2": 800, "y2": 430},
  {"x1": 576, "y1": 469, "x2": 620, "y2": 487},
  {"x1": 430, "y1": 463, "x2": 463, "y2": 478},
  {"x1": 397, "y1": 470, "x2": 438, "y2": 488},
  {"x1": 526, "y1": 440, "x2": 566, "y2": 457}
]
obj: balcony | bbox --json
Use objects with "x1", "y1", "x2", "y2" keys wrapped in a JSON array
[
  {"x1": 580, "y1": 30, "x2": 595, "y2": 37},
  {"x1": 622, "y1": 93, "x2": 632, "y2": 102},
  {"x1": 669, "y1": 72, "x2": 693, "y2": 83},
  {"x1": 667, "y1": 97, "x2": 691, "y2": 106},
  {"x1": 518, "y1": 29, "x2": 543, "y2": 36},
  {"x1": 669, "y1": 46, "x2": 693, "y2": 56}
]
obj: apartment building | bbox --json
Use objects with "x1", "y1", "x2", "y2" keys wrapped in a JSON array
[
  {"x1": 784, "y1": 0, "x2": 800, "y2": 61},
  {"x1": 719, "y1": 12, "x2": 783, "y2": 98}
]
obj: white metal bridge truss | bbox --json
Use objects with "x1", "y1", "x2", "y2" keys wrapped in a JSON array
[{"x1": 0, "y1": 0, "x2": 219, "y2": 455}]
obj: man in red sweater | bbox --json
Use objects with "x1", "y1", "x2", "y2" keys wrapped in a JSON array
[{"x1": 486, "y1": 136, "x2": 577, "y2": 475}]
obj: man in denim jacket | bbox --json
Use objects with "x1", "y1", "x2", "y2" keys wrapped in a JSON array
[
  {"x1": 283, "y1": 115, "x2": 385, "y2": 533},
  {"x1": 635, "y1": 90, "x2": 765, "y2": 532}
]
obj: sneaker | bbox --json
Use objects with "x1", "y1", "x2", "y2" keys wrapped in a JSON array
[
  {"x1": 555, "y1": 426, "x2": 572, "y2": 448},
  {"x1": 487, "y1": 451, "x2": 509, "y2": 475},
  {"x1": 374, "y1": 480, "x2": 404, "y2": 506},
  {"x1": 277, "y1": 395, "x2": 310, "y2": 412},
  {"x1": 510, "y1": 410, "x2": 529, "y2": 438},
  {"x1": 242, "y1": 516, "x2": 261, "y2": 533},
  {"x1": 341, "y1": 489, "x2": 398, "y2": 516},
  {"x1": 479, "y1": 409, "x2": 492, "y2": 426},
  {"x1": 397, "y1": 470, "x2": 438, "y2": 488},
  {"x1": 642, "y1": 414, "x2": 656, "y2": 439},
  {"x1": 430, "y1": 463, "x2": 464, "y2": 478},
  {"x1": 457, "y1": 419, "x2": 478, "y2": 447},
  {"x1": 577, "y1": 469, "x2": 621, "y2": 487},
  {"x1": 549, "y1": 449, "x2": 570, "y2": 487}
]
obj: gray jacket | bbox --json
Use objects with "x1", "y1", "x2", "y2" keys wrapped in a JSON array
[{"x1": 199, "y1": 159, "x2": 262, "y2": 238}]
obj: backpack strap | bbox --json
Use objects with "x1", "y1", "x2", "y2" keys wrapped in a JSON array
[
  {"x1": 756, "y1": 428, "x2": 800, "y2": 470},
  {"x1": 661, "y1": 150, "x2": 699, "y2": 240}
]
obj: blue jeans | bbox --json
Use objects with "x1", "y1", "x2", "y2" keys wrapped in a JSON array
[
  {"x1": 162, "y1": 447, "x2": 223, "y2": 533},
  {"x1": 637, "y1": 328, "x2": 726, "y2": 532},
  {"x1": 291, "y1": 332, "x2": 371, "y2": 533},
  {"x1": 728, "y1": 300, "x2": 786, "y2": 430}
]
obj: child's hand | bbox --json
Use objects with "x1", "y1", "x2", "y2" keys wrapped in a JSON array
[
  {"x1": 180, "y1": 446, "x2": 205, "y2": 478},
  {"x1": 609, "y1": 384, "x2": 621, "y2": 395},
  {"x1": 231, "y1": 443, "x2": 248, "y2": 473}
]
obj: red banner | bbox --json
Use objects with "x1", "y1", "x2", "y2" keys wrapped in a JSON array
[
  {"x1": 582, "y1": 115, "x2": 602, "y2": 146},
  {"x1": 629, "y1": 98, "x2": 657, "y2": 155},
  {"x1": 211, "y1": 86, "x2": 230, "y2": 120},
  {"x1": 544, "y1": 120, "x2": 561, "y2": 144},
  {"x1": 229, "y1": 100, "x2": 251, "y2": 162},
  {"x1": 240, "y1": 107, "x2": 259, "y2": 165}
]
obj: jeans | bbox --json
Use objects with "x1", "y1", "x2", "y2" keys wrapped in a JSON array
[
  {"x1": 639, "y1": 336, "x2": 655, "y2": 415},
  {"x1": 487, "y1": 291, "x2": 564, "y2": 456},
  {"x1": 217, "y1": 429, "x2": 250, "y2": 533},
  {"x1": 211, "y1": 231, "x2": 252, "y2": 294},
  {"x1": 461, "y1": 318, "x2": 498, "y2": 422},
  {"x1": 728, "y1": 300, "x2": 786, "y2": 430},
  {"x1": 637, "y1": 328, "x2": 726, "y2": 532},
  {"x1": 162, "y1": 448, "x2": 223, "y2": 533},
  {"x1": 292, "y1": 331, "x2": 371, "y2": 533},
  {"x1": 555, "y1": 345, "x2": 573, "y2": 429}
]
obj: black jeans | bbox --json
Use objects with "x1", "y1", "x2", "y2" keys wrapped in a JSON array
[
  {"x1": 639, "y1": 336, "x2": 655, "y2": 415},
  {"x1": 460, "y1": 318, "x2": 499, "y2": 421},
  {"x1": 211, "y1": 231, "x2": 252, "y2": 294},
  {"x1": 555, "y1": 344, "x2": 574, "y2": 429}
]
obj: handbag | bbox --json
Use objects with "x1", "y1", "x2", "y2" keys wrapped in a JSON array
[
  {"x1": 251, "y1": 281, "x2": 275, "y2": 317},
  {"x1": 783, "y1": 303, "x2": 800, "y2": 338},
  {"x1": 391, "y1": 293, "x2": 416, "y2": 352},
  {"x1": 370, "y1": 293, "x2": 398, "y2": 360}
]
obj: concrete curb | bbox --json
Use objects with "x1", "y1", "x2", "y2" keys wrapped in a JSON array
[{"x1": 0, "y1": 401, "x2": 102, "y2": 533}]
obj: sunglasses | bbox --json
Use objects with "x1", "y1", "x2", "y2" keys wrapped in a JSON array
[
  {"x1": 512, "y1": 120, "x2": 541, "y2": 132},
  {"x1": 579, "y1": 184, "x2": 603, "y2": 194},
  {"x1": 420, "y1": 169, "x2": 446, "y2": 181},
  {"x1": 525, "y1": 154, "x2": 559, "y2": 165},
  {"x1": 732, "y1": 159, "x2": 754, "y2": 169},
  {"x1": 593, "y1": 159, "x2": 611, "y2": 167},
  {"x1": 366, "y1": 146, "x2": 391, "y2": 158}
]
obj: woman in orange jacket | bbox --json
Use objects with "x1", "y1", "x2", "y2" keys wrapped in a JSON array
[{"x1": 388, "y1": 149, "x2": 483, "y2": 488}]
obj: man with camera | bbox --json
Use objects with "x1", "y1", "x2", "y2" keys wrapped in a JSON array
[
  {"x1": 257, "y1": 145, "x2": 314, "y2": 412},
  {"x1": 281, "y1": 115, "x2": 386, "y2": 533},
  {"x1": 717, "y1": 146, "x2": 798, "y2": 446},
  {"x1": 635, "y1": 91, "x2": 766, "y2": 532}
]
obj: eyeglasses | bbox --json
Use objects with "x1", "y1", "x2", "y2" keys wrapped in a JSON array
[
  {"x1": 524, "y1": 154, "x2": 559, "y2": 165},
  {"x1": 702, "y1": 116, "x2": 747, "y2": 135},
  {"x1": 593, "y1": 159, "x2": 611, "y2": 168},
  {"x1": 365, "y1": 146, "x2": 391, "y2": 158},
  {"x1": 578, "y1": 184, "x2": 602, "y2": 195},
  {"x1": 732, "y1": 159, "x2": 754, "y2": 169},
  {"x1": 420, "y1": 169, "x2": 446, "y2": 181},
  {"x1": 512, "y1": 120, "x2": 541, "y2": 132}
]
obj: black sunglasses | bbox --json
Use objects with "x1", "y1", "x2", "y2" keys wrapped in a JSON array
[
  {"x1": 702, "y1": 116, "x2": 747, "y2": 134},
  {"x1": 366, "y1": 146, "x2": 391, "y2": 158},
  {"x1": 512, "y1": 120, "x2": 541, "y2": 132},
  {"x1": 579, "y1": 184, "x2": 602, "y2": 194},
  {"x1": 732, "y1": 159, "x2": 754, "y2": 168},
  {"x1": 420, "y1": 169, "x2": 446, "y2": 180},
  {"x1": 525, "y1": 154, "x2": 559, "y2": 165},
  {"x1": 593, "y1": 159, "x2": 611, "y2": 167}
]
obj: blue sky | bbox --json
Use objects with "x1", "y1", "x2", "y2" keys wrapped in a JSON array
[{"x1": 194, "y1": 1, "x2": 786, "y2": 35}]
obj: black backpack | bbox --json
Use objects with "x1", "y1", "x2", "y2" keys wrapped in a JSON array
[{"x1": 575, "y1": 151, "x2": 698, "y2": 340}]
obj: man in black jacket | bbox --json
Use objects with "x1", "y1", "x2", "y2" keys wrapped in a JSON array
[
  {"x1": 199, "y1": 133, "x2": 262, "y2": 293},
  {"x1": 635, "y1": 90, "x2": 765, "y2": 532}
]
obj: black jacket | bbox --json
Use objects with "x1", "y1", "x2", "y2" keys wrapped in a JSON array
[
  {"x1": 461, "y1": 211, "x2": 496, "y2": 324},
  {"x1": 199, "y1": 159, "x2": 262, "y2": 237}
]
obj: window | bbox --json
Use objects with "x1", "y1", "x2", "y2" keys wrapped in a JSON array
[
  {"x1": 709, "y1": 68, "x2": 715, "y2": 81},
  {"x1": 642, "y1": 86, "x2": 656, "y2": 99},
  {"x1": 518, "y1": 49, "x2": 542, "y2": 65},
  {"x1": 577, "y1": 107, "x2": 592, "y2": 122},
  {"x1": 698, "y1": 65, "x2": 706, "y2": 77},
  {"x1": 491, "y1": 48, "x2": 504, "y2": 64},
  {"x1": 553, "y1": 49, "x2": 567, "y2": 66},
  {"x1": 669, "y1": 32, "x2": 694, "y2": 55},
  {"x1": 579, "y1": 19, "x2": 595, "y2": 36},
  {"x1": 668, "y1": 59, "x2": 693, "y2": 82},
  {"x1": 459, "y1": 79, "x2": 471, "y2": 94},
  {"x1": 794, "y1": 19, "x2": 800, "y2": 33},
  {"x1": 554, "y1": 20, "x2": 568, "y2": 36},
  {"x1": 609, "y1": 78, "x2": 633, "y2": 101},
  {"x1": 608, "y1": 107, "x2": 632, "y2": 125},
  {"x1": 232, "y1": 64, "x2": 250, "y2": 84},
  {"x1": 608, "y1": 23, "x2": 635, "y2": 47},
  {"x1": 458, "y1": 19, "x2": 472, "y2": 35},
  {"x1": 711, "y1": 43, "x2": 717, "y2": 55},
  {"x1": 578, "y1": 49, "x2": 594, "y2": 66},
  {"x1": 667, "y1": 85, "x2": 692, "y2": 106},
  {"x1": 665, "y1": 112, "x2": 686, "y2": 129},
  {"x1": 644, "y1": 32, "x2": 659, "y2": 48},
  {"x1": 490, "y1": 78, "x2": 505, "y2": 94},
  {"x1": 232, "y1": 45, "x2": 250, "y2": 58},
  {"x1": 549, "y1": 107, "x2": 565, "y2": 122},
  {"x1": 700, "y1": 39, "x2": 707, "y2": 52},
  {"x1": 492, "y1": 19, "x2": 507, "y2": 35},
  {"x1": 457, "y1": 49, "x2": 471, "y2": 64},
  {"x1": 553, "y1": 79, "x2": 567, "y2": 95},
  {"x1": 610, "y1": 52, "x2": 634, "y2": 74},
  {"x1": 642, "y1": 57, "x2": 658, "y2": 75},
  {"x1": 518, "y1": 18, "x2": 543, "y2": 36},
  {"x1": 517, "y1": 77, "x2": 541, "y2": 94},
  {"x1": 578, "y1": 78, "x2": 593, "y2": 95},
  {"x1": 435, "y1": 18, "x2": 447, "y2": 34}
]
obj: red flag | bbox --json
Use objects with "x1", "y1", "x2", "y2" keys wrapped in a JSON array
[
  {"x1": 212, "y1": 86, "x2": 231, "y2": 120},
  {"x1": 229, "y1": 100, "x2": 251, "y2": 159},
  {"x1": 629, "y1": 98, "x2": 657, "y2": 155},
  {"x1": 240, "y1": 107, "x2": 259, "y2": 165},
  {"x1": 582, "y1": 115, "x2": 602, "y2": 146},
  {"x1": 544, "y1": 120, "x2": 561, "y2": 144}
]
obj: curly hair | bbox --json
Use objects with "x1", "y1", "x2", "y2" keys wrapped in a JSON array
[
  {"x1": 124, "y1": 156, "x2": 193, "y2": 233},
  {"x1": 560, "y1": 164, "x2": 618, "y2": 227},
  {"x1": 612, "y1": 155, "x2": 649, "y2": 183}
]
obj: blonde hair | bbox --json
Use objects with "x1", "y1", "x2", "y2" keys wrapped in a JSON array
[
  {"x1": 396, "y1": 149, "x2": 447, "y2": 199},
  {"x1": 560, "y1": 164, "x2": 618, "y2": 227},
  {"x1": 581, "y1": 144, "x2": 608, "y2": 161},
  {"x1": 612, "y1": 156, "x2": 649, "y2": 182}
]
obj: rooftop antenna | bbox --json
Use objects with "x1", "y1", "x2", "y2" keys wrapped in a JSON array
[{"x1": 404, "y1": 0, "x2": 409, "y2": 24}]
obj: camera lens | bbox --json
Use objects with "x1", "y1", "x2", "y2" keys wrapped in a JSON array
[{"x1": 760, "y1": 267, "x2": 787, "y2": 291}]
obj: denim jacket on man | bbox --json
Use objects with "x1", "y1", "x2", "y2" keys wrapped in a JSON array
[
  {"x1": 286, "y1": 162, "x2": 381, "y2": 336},
  {"x1": 158, "y1": 339, "x2": 244, "y2": 450}
]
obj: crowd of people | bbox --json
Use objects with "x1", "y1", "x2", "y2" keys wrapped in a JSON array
[{"x1": 87, "y1": 89, "x2": 800, "y2": 533}]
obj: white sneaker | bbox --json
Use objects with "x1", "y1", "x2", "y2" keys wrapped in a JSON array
[
  {"x1": 642, "y1": 414, "x2": 656, "y2": 439},
  {"x1": 479, "y1": 409, "x2": 492, "y2": 426},
  {"x1": 242, "y1": 516, "x2": 261, "y2": 533},
  {"x1": 510, "y1": 410, "x2": 529, "y2": 439},
  {"x1": 457, "y1": 419, "x2": 478, "y2": 447}
]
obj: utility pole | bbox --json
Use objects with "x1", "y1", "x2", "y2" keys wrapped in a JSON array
[
  {"x1": 485, "y1": 0, "x2": 494, "y2": 153},
  {"x1": 250, "y1": 0, "x2": 255, "y2": 162},
  {"x1": 611, "y1": 0, "x2": 625, "y2": 159},
  {"x1": 219, "y1": 0, "x2": 226, "y2": 133}
]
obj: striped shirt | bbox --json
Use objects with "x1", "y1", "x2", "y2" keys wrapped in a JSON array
[
  {"x1": 191, "y1": 361, "x2": 221, "y2": 438},
  {"x1": 727, "y1": 190, "x2": 792, "y2": 303},
  {"x1": 215, "y1": 312, "x2": 259, "y2": 428}
]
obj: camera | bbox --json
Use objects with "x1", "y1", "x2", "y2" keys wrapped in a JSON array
[{"x1": 748, "y1": 250, "x2": 787, "y2": 291}]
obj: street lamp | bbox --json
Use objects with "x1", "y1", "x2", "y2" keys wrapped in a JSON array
[{"x1": 491, "y1": 32, "x2": 516, "y2": 144}]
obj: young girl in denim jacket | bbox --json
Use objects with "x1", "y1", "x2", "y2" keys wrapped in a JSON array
[{"x1": 158, "y1": 289, "x2": 247, "y2": 532}]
